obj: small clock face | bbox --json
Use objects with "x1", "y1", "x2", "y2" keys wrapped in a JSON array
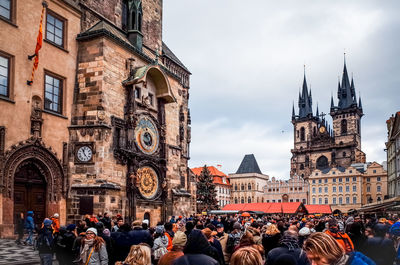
[
  {"x1": 134, "y1": 116, "x2": 159, "y2": 154},
  {"x1": 76, "y1": 146, "x2": 93, "y2": 162},
  {"x1": 319, "y1": 126, "x2": 326, "y2": 133},
  {"x1": 137, "y1": 166, "x2": 159, "y2": 199}
]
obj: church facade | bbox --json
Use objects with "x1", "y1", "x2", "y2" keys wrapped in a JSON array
[
  {"x1": 0, "y1": 0, "x2": 194, "y2": 237},
  {"x1": 291, "y1": 61, "x2": 366, "y2": 180}
]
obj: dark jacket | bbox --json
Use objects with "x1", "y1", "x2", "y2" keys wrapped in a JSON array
[
  {"x1": 127, "y1": 227, "x2": 154, "y2": 248},
  {"x1": 262, "y1": 233, "x2": 281, "y2": 256},
  {"x1": 364, "y1": 236, "x2": 396, "y2": 265},
  {"x1": 266, "y1": 235, "x2": 310, "y2": 265},
  {"x1": 173, "y1": 229, "x2": 219, "y2": 265},
  {"x1": 100, "y1": 217, "x2": 112, "y2": 230},
  {"x1": 111, "y1": 230, "x2": 132, "y2": 262}
]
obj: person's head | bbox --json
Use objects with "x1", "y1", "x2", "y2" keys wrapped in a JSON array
[
  {"x1": 233, "y1": 222, "x2": 241, "y2": 231},
  {"x1": 43, "y1": 218, "x2": 52, "y2": 228},
  {"x1": 53, "y1": 213, "x2": 59, "y2": 219},
  {"x1": 328, "y1": 219, "x2": 339, "y2": 234},
  {"x1": 265, "y1": 224, "x2": 280, "y2": 236},
  {"x1": 131, "y1": 220, "x2": 142, "y2": 229},
  {"x1": 123, "y1": 244, "x2": 151, "y2": 265},
  {"x1": 117, "y1": 217, "x2": 124, "y2": 227},
  {"x1": 230, "y1": 246, "x2": 263, "y2": 265},
  {"x1": 365, "y1": 227, "x2": 373, "y2": 237},
  {"x1": 202, "y1": 228, "x2": 217, "y2": 242},
  {"x1": 164, "y1": 222, "x2": 173, "y2": 231},
  {"x1": 85, "y1": 227, "x2": 97, "y2": 240},
  {"x1": 20, "y1": 212, "x2": 24, "y2": 218},
  {"x1": 303, "y1": 232, "x2": 344, "y2": 265},
  {"x1": 240, "y1": 231, "x2": 255, "y2": 246},
  {"x1": 104, "y1": 212, "x2": 109, "y2": 218},
  {"x1": 216, "y1": 223, "x2": 224, "y2": 233},
  {"x1": 172, "y1": 231, "x2": 187, "y2": 248}
]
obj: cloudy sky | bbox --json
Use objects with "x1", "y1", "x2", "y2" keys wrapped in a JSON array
[{"x1": 163, "y1": 0, "x2": 400, "y2": 178}]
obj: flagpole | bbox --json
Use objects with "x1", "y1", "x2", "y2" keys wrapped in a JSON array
[{"x1": 27, "y1": 1, "x2": 48, "y2": 86}]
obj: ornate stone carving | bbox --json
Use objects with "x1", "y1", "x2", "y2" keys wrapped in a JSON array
[
  {"x1": 2, "y1": 137, "x2": 65, "y2": 201},
  {"x1": 30, "y1": 96, "x2": 43, "y2": 138}
]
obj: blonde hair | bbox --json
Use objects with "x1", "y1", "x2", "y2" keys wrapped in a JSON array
[
  {"x1": 265, "y1": 224, "x2": 280, "y2": 235},
  {"x1": 123, "y1": 244, "x2": 151, "y2": 265},
  {"x1": 303, "y1": 232, "x2": 344, "y2": 264},
  {"x1": 230, "y1": 246, "x2": 263, "y2": 265}
]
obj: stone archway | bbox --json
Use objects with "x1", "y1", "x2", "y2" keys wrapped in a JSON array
[{"x1": 1, "y1": 138, "x2": 65, "y2": 236}]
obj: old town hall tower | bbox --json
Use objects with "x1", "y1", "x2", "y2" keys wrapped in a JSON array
[{"x1": 291, "y1": 60, "x2": 366, "y2": 179}]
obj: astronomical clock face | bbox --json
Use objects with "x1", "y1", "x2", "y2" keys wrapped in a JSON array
[
  {"x1": 134, "y1": 116, "x2": 159, "y2": 155},
  {"x1": 137, "y1": 166, "x2": 159, "y2": 199}
]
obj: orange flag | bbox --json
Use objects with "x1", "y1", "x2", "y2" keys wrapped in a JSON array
[{"x1": 28, "y1": 2, "x2": 47, "y2": 85}]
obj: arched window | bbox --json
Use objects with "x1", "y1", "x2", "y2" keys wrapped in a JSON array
[
  {"x1": 316, "y1": 156, "x2": 329, "y2": 170},
  {"x1": 248, "y1": 197, "x2": 251, "y2": 203},
  {"x1": 300, "y1": 164, "x2": 304, "y2": 170},
  {"x1": 341, "y1": 119, "x2": 347, "y2": 135},
  {"x1": 241, "y1": 184, "x2": 244, "y2": 190},
  {"x1": 241, "y1": 197, "x2": 244, "y2": 203},
  {"x1": 300, "y1": 127, "x2": 305, "y2": 141},
  {"x1": 235, "y1": 184, "x2": 238, "y2": 191},
  {"x1": 248, "y1": 183, "x2": 251, "y2": 190}
]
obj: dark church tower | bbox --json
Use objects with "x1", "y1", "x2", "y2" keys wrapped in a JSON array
[
  {"x1": 290, "y1": 59, "x2": 365, "y2": 180},
  {"x1": 330, "y1": 59, "x2": 365, "y2": 165}
]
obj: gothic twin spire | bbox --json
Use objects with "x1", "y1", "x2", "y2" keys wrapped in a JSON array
[{"x1": 292, "y1": 58, "x2": 363, "y2": 121}]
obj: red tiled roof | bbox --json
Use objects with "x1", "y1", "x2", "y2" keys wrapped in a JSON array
[
  {"x1": 305, "y1": 205, "x2": 332, "y2": 214},
  {"x1": 281, "y1": 202, "x2": 302, "y2": 214},
  {"x1": 191, "y1": 166, "x2": 231, "y2": 186},
  {"x1": 222, "y1": 202, "x2": 305, "y2": 214}
]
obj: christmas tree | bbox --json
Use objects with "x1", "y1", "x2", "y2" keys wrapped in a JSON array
[{"x1": 196, "y1": 165, "x2": 219, "y2": 213}]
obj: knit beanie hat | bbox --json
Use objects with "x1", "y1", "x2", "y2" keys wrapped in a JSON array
[
  {"x1": 86, "y1": 227, "x2": 97, "y2": 236},
  {"x1": 172, "y1": 231, "x2": 187, "y2": 247},
  {"x1": 66, "y1": 224, "x2": 76, "y2": 231},
  {"x1": 156, "y1": 225, "x2": 165, "y2": 234},
  {"x1": 43, "y1": 219, "x2": 52, "y2": 226}
]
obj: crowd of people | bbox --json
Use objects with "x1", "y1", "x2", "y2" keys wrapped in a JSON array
[{"x1": 16, "y1": 211, "x2": 400, "y2": 265}]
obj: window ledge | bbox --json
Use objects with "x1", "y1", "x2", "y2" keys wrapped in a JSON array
[
  {"x1": 43, "y1": 109, "x2": 68, "y2": 119},
  {"x1": 44, "y1": 39, "x2": 69, "y2": 53},
  {"x1": 0, "y1": 16, "x2": 18, "y2": 28},
  {"x1": 0, "y1": 95, "x2": 15, "y2": 104}
]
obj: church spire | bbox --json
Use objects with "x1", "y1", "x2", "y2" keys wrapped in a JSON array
[
  {"x1": 330, "y1": 95, "x2": 335, "y2": 111},
  {"x1": 358, "y1": 96, "x2": 363, "y2": 110},
  {"x1": 316, "y1": 103, "x2": 319, "y2": 118},
  {"x1": 337, "y1": 55, "x2": 355, "y2": 109},
  {"x1": 292, "y1": 102, "x2": 296, "y2": 120},
  {"x1": 297, "y1": 67, "x2": 313, "y2": 119}
]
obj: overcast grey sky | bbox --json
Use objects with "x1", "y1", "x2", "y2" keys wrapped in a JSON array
[{"x1": 163, "y1": 0, "x2": 400, "y2": 178}]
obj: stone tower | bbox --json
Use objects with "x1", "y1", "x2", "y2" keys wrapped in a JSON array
[{"x1": 291, "y1": 59, "x2": 365, "y2": 180}]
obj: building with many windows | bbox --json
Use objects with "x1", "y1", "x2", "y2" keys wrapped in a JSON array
[
  {"x1": 386, "y1": 112, "x2": 400, "y2": 198},
  {"x1": 229, "y1": 154, "x2": 269, "y2": 204},
  {"x1": 0, "y1": 0, "x2": 194, "y2": 237},
  {"x1": 191, "y1": 166, "x2": 231, "y2": 208},
  {"x1": 264, "y1": 174, "x2": 308, "y2": 204},
  {"x1": 309, "y1": 162, "x2": 387, "y2": 213}
]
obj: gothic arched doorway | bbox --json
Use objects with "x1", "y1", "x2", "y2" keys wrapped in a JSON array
[{"x1": 14, "y1": 162, "x2": 47, "y2": 225}]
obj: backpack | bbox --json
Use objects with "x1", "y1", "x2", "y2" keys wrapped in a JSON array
[
  {"x1": 226, "y1": 232, "x2": 241, "y2": 254},
  {"x1": 35, "y1": 229, "x2": 54, "y2": 252}
]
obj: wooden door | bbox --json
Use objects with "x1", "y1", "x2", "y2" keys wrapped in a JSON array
[{"x1": 14, "y1": 163, "x2": 46, "y2": 225}]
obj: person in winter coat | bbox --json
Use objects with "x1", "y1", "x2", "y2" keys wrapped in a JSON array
[
  {"x1": 325, "y1": 219, "x2": 354, "y2": 254},
  {"x1": 37, "y1": 219, "x2": 55, "y2": 265},
  {"x1": 60, "y1": 224, "x2": 77, "y2": 265},
  {"x1": 24, "y1": 210, "x2": 35, "y2": 245},
  {"x1": 303, "y1": 232, "x2": 375, "y2": 265},
  {"x1": 173, "y1": 229, "x2": 219, "y2": 265},
  {"x1": 159, "y1": 231, "x2": 187, "y2": 265},
  {"x1": 202, "y1": 228, "x2": 225, "y2": 265},
  {"x1": 95, "y1": 222, "x2": 114, "y2": 265},
  {"x1": 100, "y1": 213, "x2": 112, "y2": 230},
  {"x1": 364, "y1": 223, "x2": 396, "y2": 265},
  {"x1": 215, "y1": 224, "x2": 229, "y2": 264},
  {"x1": 128, "y1": 220, "x2": 154, "y2": 247},
  {"x1": 16, "y1": 212, "x2": 25, "y2": 245},
  {"x1": 262, "y1": 224, "x2": 281, "y2": 258},
  {"x1": 79, "y1": 227, "x2": 108, "y2": 265},
  {"x1": 266, "y1": 230, "x2": 310, "y2": 265},
  {"x1": 55, "y1": 226, "x2": 69, "y2": 265},
  {"x1": 347, "y1": 216, "x2": 367, "y2": 252},
  {"x1": 51, "y1": 213, "x2": 61, "y2": 234},
  {"x1": 226, "y1": 222, "x2": 242, "y2": 260},
  {"x1": 111, "y1": 223, "x2": 132, "y2": 262},
  {"x1": 153, "y1": 225, "x2": 169, "y2": 263},
  {"x1": 164, "y1": 222, "x2": 175, "y2": 251}
]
